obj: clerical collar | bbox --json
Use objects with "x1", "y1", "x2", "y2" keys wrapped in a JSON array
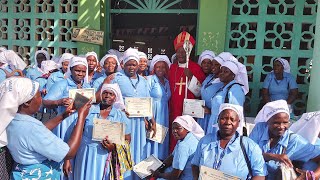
[{"x1": 178, "y1": 62, "x2": 187, "y2": 68}]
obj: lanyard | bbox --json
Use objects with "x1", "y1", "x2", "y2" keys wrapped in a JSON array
[
  {"x1": 204, "y1": 75, "x2": 217, "y2": 89},
  {"x1": 213, "y1": 133, "x2": 238, "y2": 170},
  {"x1": 128, "y1": 74, "x2": 140, "y2": 91}
]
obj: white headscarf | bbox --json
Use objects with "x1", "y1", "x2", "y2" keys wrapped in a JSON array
[
  {"x1": 41, "y1": 60, "x2": 59, "y2": 74},
  {"x1": 58, "y1": 53, "x2": 74, "y2": 67},
  {"x1": 149, "y1": 55, "x2": 171, "y2": 72},
  {"x1": 108, "y1": 49, "x2": 124, "y2": 61},
  {"x1": 65, "y1": 56, "x2": 89, "y2": 83},
  {"x1": 173, "y1": 115, "x2": 205, "y2": 140},
  {"x1": 255, "y1": 100, "x2": 289, "y2": 123},
  {"x1": 0, "y1": 47, "x2": 7, "y2": 53},
  {"x1": 214, "y1": 52, "x2": 238, "y2": 64},
  {"x1": 0, "y1": 50, "x2": 27, "y2": 70},
  {"x1": 86, "y1": 51, "x2": 99, "y2": 71},
  {"x1": 122, "y1": 48, "x2": 139, "y2": 65},
  {"x1": 290, "y1": 111, "x2": 320, "y2": 144},
  {"x1": 221, "y1": 60, "x2": 249, "y2": 95},
  {"x1": 33, "y1": 50, "x2": 50, "y2": 68},
  {"x1": 100, "y1": 54, "x2": 122, "y2": 71},
  {"x1": 101, "y1": 83, "x2": 125, "y2": 110},
  {"x1": 218, "y1": 103, "x2": 244, "y2": 135},
  {"x1": 198, "y1": 50, "x2": 215, "y2": 65},
  {"x1": 138, "y1": 51, "x2": 148, "y2": 60},
  {"x1": 275, "y1": 58, "x2": 291, "y2": 73},
  {"x1": 0, "y1": 77, "x2": 40, "y2": 147}
]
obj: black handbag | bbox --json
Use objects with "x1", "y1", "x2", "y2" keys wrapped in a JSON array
[{"x1": 0, "y1": 147, "x2": 13, "y2": 180}]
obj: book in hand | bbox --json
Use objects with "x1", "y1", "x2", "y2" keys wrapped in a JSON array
[
  {"x1": 146, "y1": 123, "x2": 168, "y2": 144},
  {"x1": 73, "y1": 92, "x2": 90, "y2": 110},
  {"x1": 92, "y1": 118, "x2": 126, "y2": 145},
  {"x1": 133, "y1": 155, "x2": 163, "y2": 179}
]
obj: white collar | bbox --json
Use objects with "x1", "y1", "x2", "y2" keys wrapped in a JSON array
[{"x1": 178, "y1": 62, "x2": 187, "y2": 68}]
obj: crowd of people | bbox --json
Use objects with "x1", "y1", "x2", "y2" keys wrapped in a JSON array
[{"x1": 0, "y1": 31, "x2": 319, "y2": 180}]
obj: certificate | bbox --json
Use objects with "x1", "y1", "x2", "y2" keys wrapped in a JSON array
[
  {"x1": 133, "y1": 155, "x2": 163, "y2": 179},
  {"x1": 147, "y1": 123, "x2": 168, "y2": 144},
  {"x1": 69, "y1": 88, "x2": 96, "y2": 103},
  {"x1": 92, "y1": 118, "x2": 125, "y2": 145},
  {"x1": 183, "y1": 99, "x2": 205, "y2": 118},
  {"x1": 125, "y1": 97, "x2": 153, "y2": 117},
  {"x1": 199, "y1": 166, "x2": 241, "y2": 180}
]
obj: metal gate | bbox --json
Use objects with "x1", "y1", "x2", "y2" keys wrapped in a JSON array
[
  {"x1": 0, "y1": 0, "x2": 78, "y2": 64},
  {"x1": 225, "y1": 0, "x2": 317, "y2": 116}
]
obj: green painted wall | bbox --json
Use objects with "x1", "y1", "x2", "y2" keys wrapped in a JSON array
[
  {"x1": 77, "y1": 0, "x2": 101, "y2": 56},
  {"x1": 307, "y1": 1, "x2": 320, "y2": 112},
  {"x1": 196, "y1": 0, "x2": 228, "y2": 55}
]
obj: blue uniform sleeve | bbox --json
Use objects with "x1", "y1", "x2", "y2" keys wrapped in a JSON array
[
  {"x1": 249, "y1": 123, "x2": 264, "y2": 144},
  {"x1": 287, "y1": 73, "x2": 298, "y2": 89},
  {"x1": 262, "y1": 73, "x2": 272, "y2": 89},
  {"x1": 28, "y1": 123, "x2": 70, "y2": 163},
  {"x1": 228, "y1": 85, "x2": 245, "y2": 106},
  {"x1": 0, "y1": 69, "x2": 6, "y2": 84},
  {"x1": 92, "y1": 77, "x2": 103, "y2": 91},
  {"x1": 244, "y1": 137, "x2": 268, "y2": 176},
  {"x1": 287, "y1": 134, "x2": 320, "y2": 162},
  {"x1": 121, "y1": 111, "x2": 131, "y2": 135},
  {"x1": 191, "y1": 138, "x2": 203, "y2": 166},
  {"x1": 172, "y1": 143, "x2": 190, "y2": 170},
  {"x1": 46, "y1": 73, "x2": 56, "y2": 92},
  {"x1": 44, "y1": 81, "x2": 65, "y2": 100}
]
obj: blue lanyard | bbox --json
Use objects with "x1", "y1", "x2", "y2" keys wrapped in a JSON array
[
  {"x1": 204, "y1": 75, "x2": 217, "y2": 89},
  {"x1": 213, "y1": 133, "x2": 238, "y2": 170},
  {"x1": 128, "y1": 74, "x2": 140, "y2": 90}
]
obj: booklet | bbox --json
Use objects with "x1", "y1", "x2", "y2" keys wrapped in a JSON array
[
  {"x1": 69, "y1": 88, "x2": 96, "y2": 103},
  {"x1": 147, "y1": 123, "x2": 168, "y2": 144},
  {"x1": 133, "y1": 155, "x2": 163, "y2": 179}
]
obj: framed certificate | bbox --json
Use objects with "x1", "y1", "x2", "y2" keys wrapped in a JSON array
[
  {"x1": 125, "y1": 97, "x2": 153, "y2": 117},
  {"x1": 92, "y1": 118, "x2": 125, "y2": 145},
  {"x1": 69, "y1": 88, "x2": 96, "y2": 103},
  {"x1": 133, "y1": 155, "x2": 163, "y2": 179},
  {"x1": 199, "y1": 166, "x2": 241, "y2": 180},
  {"x1": 147, "y1": 123, "x2": 168, "y2": 144},
  {"x1": 183, "y1": 99, "x2": 205, "y2": 118}
]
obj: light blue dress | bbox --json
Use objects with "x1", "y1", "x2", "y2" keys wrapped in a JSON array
[
  {"x1": 302, "y1": 138, "x2": 320, "y2": 171},
  {"x1": 0, "y1": 66, "x2": 13, "y2": 84},
  {"x1": 26, "y1": 66, "x2": 43, "y2": 80},
  {"x1": 192, "y1": 131, "x2": 267, "y2": 179},
  {"x1": 249, "y1": 122, "x2": 320, "y2": 180},
  {"x1": 89, "y1": 71, "x2": 103, "y2": 87},
  {"x1": 35, "y1": 76, "x2": 48, "y2": 92},
  {"x1": 263, "y1": 72, "x2": 298, "y2": 101},
  {"x1": 111, "y1": 70, "x2": 150, "y2": 179},
  {"x1": 207, "y1": 80, "x2": 245, "y2": 134},
  {"x1": 92, "y1": 73, "x2": 107, "y2": 91},
  {"x1": 6, "y1": 113, "x2": 70, "y2": 179},
  {"x1": 43, "y1": 77, "x2": 91, "y2": 139},
  {"x1": 146, "y1": 75, "x2": 171, "y2": 160},
  {"x1": 72, "y1": 104, "x2": 132, "y2": 180},
  {"x1": 46, "y1": 70, "x2": 64, "y2": 92},
  {"x1": 198, "y1": 74, "x2": 224, "y2": 134}
]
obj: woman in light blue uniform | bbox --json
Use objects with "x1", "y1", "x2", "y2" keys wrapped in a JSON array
[
  {"x1": 26, "y1": 50, "x2": 50, "y2": 80},
  {"x1": 146, "y1": 55, "x2": 171, "y2": 160},
  {"x1": 72, "y1": 83, "x2": 133, "y2": 180},
  {"x1": 192, "y1": 103, "x2": 267, "y2": 179},
  {"x1": 198, "y1": 51, "x2": 230, "y2": 134},
  {"x1": 47, "y1": 53, "x2": 74, "y2": 92},
  {"x1": 107, "y1": 48, "x2": 156, "y2": 179},
  {"x1": 250, "y1": 100, "x2": 320, "y2": 180},
  {"x1": 207, "y1": 59, "x2": 248, "y2": 134},
  {"x1": 262, "y1": 58, "x2": 298, "y2": 105},
  {"x1": 92, "y1": 53, "x2": 121, "y2": 91},
  {"x1": 0, "y1": 50, "x2": 27, "y2": 83},
  {"x1": 0, "y1": 77, "x2": 91, "y2": 179},
  {"x1": 151, "y1": 115, "x2": 204, "y2": 179},
  {"x1": 86, "y1": 51, "x2": 103, "y2": 87}
]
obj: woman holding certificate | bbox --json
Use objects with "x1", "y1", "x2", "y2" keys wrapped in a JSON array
[
  {"x1": 0, "y1": 77, "x2": 91, "y2": 179},
  {"x1": 151, "y1": 115, "x2": 204, "y2": 179},
  {"x1": 71, "y1": 83, "x2": 132, "y2": 180},
  {"x1": 147, "y1": 55, "x2": 171, "y2": 160},
  {"x1": 207, "y1": 59, "x2": 248, "y2": 134},
  {"x1": 191, "y1": 103, "x2": 267, "y2": 179},
  {"x1": 107, "y1": 48, "x2": 157, "y2": 179}
]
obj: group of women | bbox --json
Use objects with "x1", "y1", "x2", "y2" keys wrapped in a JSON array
[{"x1": 0, "y1": 43, "x2": 319, "y2": 180}]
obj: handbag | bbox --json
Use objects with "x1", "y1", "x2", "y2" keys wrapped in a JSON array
[{"x1": 0, "y1": 147, "x2": 13, "y2": 180}]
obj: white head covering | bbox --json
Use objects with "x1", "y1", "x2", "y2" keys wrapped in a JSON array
[
  {"x1": 58, "y1": 53, "x2": 74, "y2": 67},
  {"x1": 86, "y1": 51, "x2": 99, "y2": 71},
  {"x1": 100, "y1": 83, "x2": 125, "y2": 110},
  {"x1": 198, "y1": 50, "x2": 215, "y2": 65},
  {"x1": 221, "y1": 60, "x2": 249, "y2": 95},
  {"x1": 255, "y1": 100, "x2": 289, "y2": 123},
  {"x1": 0, "y1": 77, "x2": 40, "y2": 147},
  {"x1": 214, "y1": 52, "x2": 238, "y2": 65},
  {"x1": 41, "y1": 60, "x2": 59, "y2": 74},
  {"x1": 108, "y1": 49, "x2": 124, "y2": 61},
  {"x1": 33, "y1": 50, "x2": 50, "y2": 68},
  {"x1": 0, "y1": 50, "x2": 27, "y2": 70},
  {"x1": 65, "y1": 56, "x2": 89, "y2": 83},
  {"x1": 0, "y1": 47, "x2": 7, "y2": 53},
  {"x1": 122, "y1": 48, "x2": 139, "y2": 65},
  {"x1": 171, "y1": 53, "x2": 176, "y2": 63},
  {"x1": 173, "y1": 115, "x2": 205, "y2": 140},
  {"x1": 138, "y1": 51, "x2": 148, "y2": 60},
  {"x1": 274, "y1": 58, "x2": 291, "y2": 73},
  {"x1": 149, "y1": 55, "x2": 171, "y2": 72},
  {"x1": 290, "y1": 111, "x2": 320, "y2": 144},
  {"x1": 100, "y1": 54, "x2": 122, "y2": 72},
  {"x1": 218, "y1": 103, "x2": 244, "y2": 135}
]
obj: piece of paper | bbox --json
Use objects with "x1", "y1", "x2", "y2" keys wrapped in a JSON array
[
  {"x1": 73, "y1": 92, "x2": 90, "y2": 110},
  {"x1": 133, "y1": 155, "x2": 163, "y2": 179},
  {"x1": 147, "y1": 123, "x2": 168, "y2": 144},
  {"x1": 92, "y1": 118, "x2": 125, "y2": 145},
  {"x1": 183, "y1": 99, "x2": 205, "y2": 118},
  {"x1": 188, "y1": 76, "x2": 201, "y2": 97},
  {"x1": 199, "y1": 166, "x2": 241, "y2": 180},
  {"x1": 69, "y1": 88, "x2": 96, "y2": 103},
  {"x1": 125, "y1": 97, "x2": 153, "y2": 117}
]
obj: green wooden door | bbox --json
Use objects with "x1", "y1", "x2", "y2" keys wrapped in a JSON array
[
  {"x1": 225, "y1": 0, "x2": 316, "y2": 116},
  {"x1": 0, "y1": 0, "x2": 78, "y2": 64}
]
